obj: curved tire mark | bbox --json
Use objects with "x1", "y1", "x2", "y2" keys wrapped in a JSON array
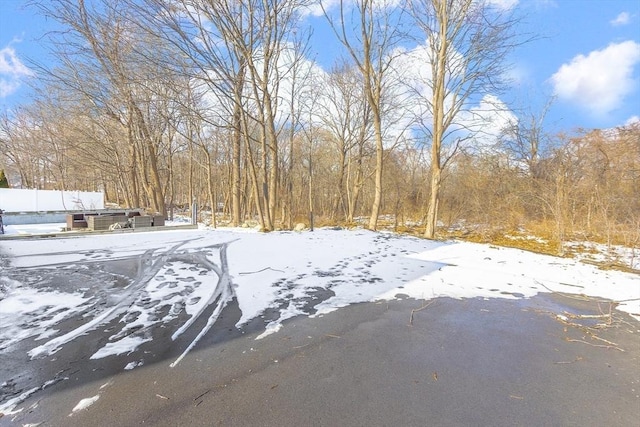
[
  {"x1": 28, "y1": 239, "x2": 196, "y2": 359},
  {"x1": 170, "y1": 241, "x2": 236, "y2": 367}
]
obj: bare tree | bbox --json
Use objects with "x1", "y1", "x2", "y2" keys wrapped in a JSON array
[
  {"x1": 134, "y1": 0, "x2": 310, "y2": 230},
  {"x1": 499, "y1": 97, "x2": 555, "y2": 178},
  {"x1": 0, "y1": 109, "x2": 45, "y2": 189},
  {"x1": 311, "y1": 61, "x2": 375, "y2": 222},
  {"x1": 28, "y1": 0, "x2": 193, "y2": 215},
  {"x1": 409, "y1": 0, "x2": 520, "y2": 238},
  {"x1": 322, "y1": 0, "x2": 407, "y2": 230}
]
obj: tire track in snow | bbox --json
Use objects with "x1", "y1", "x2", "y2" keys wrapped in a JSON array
[
  {"x1": 170, "y1": 241, "x2": 236, "y2": 367},
  {"x1": 28, "y1": 239, "x2": 199, "y2": 359}
]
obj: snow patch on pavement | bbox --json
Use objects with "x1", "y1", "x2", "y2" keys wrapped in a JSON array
[
  {"x1": 69, "y1": 395, "x2": 99, "y2": 415},
  {"x1": 91, "y1": 336, "x2": 152, "y2": 359},
  {"x1": 0, "y1": 279, "x2": 92, "y2": 352}
]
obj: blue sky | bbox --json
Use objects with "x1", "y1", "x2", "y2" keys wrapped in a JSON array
[{"x1": 1, "y1": 0, "x2": 639, "y2": 132}]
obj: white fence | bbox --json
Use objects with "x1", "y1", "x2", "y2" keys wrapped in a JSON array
[{"x1": 0, "y1": 188, "x2": 104, "y2": 213}]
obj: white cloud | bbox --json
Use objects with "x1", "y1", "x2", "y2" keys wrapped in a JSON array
[
  {"x1": 504, "y1": 63, "x2": 531, "y2": 86},
  {"x1": 0, "y1": 45, "x2": 33, "y2": 98},
  {"x1": 534, "y1": 0, "x2": 557, "y2": 8},
  {"x1": 305, "y1": 0, "x2": 402, "y2": 17},
  {"x1": 0, "y1": 46, "x2": 32, "y2": 77},
  {"x1": 305, "y1": 0, "x2": 336, "y2": 17},
  {"x1": 625, "y1": 115, "x2": 639, "y2": 126},
  {"x1": 389, "y1": 39, "x2": 517, "y2": 148},
  {"x1": 487, "y1": 0, "x2": 519, "y2": 11},
  {"x1": 0, "y1": 80, "x2": 21, "y2": 99},
  {"x1": 610, "y1": 12, "x2": 631, "y2": 26},
  {"x1": 550, "y1": 41, "x2": 640, "y2": 117},
  {"x1": 457, "y1": 94, "x2": 518, "y2": 147}
]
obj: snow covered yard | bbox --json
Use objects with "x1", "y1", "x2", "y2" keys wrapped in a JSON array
[{"x1": 0, "y1": 226, "x2": 639, "y2": 417}]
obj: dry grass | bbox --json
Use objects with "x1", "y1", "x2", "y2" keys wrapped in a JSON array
[{"x1": 379, "y1": 220, "x2": 638, "y2": 274}]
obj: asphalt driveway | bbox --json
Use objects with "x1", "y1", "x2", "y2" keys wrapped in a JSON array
[{"x1": 2, "y1": 291, "x2": 639, "y2": 426}]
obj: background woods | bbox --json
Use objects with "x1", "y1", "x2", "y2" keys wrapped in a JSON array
[{"x1": 0, "y1": 0, "x2": 638, "y2": 250}]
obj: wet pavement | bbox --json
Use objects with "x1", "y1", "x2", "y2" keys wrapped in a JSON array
[{"x1": 1, "y1": 289, "x2": 639, "y2": 426}]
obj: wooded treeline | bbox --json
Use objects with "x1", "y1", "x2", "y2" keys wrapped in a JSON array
[{"x1": 0, "y1": 0, "x2": 638, "y2": 247}]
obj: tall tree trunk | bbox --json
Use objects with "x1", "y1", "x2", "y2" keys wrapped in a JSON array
[
  {"x1": 127, "y1": 137, "x2": 140, "y2": 208},
  {"x1": 260, "y1": 131, "x2": 272, "y2": 230},
  {"x1": 232, "y1": 117, "x2": 242, "y2": 226},
  {"x1": 188, "y1": 133, "x2": 194, "y2": 214},
  {"x1": 424, "y1": 165, "x2": 441, "y2": 238},
  {"x1": 368, "y1": 114, "x2": 383, "y2": 230},
  {"x1": 424, "y1": 0, "x2": 448, "y2": 239},
  {"x1": 231, "y1": 64, "x2": 244, "y2": 227},
  {"x1": 268, "y1": 143, "x2": 278, "y2": 228},
  {"x1": 144, "y1": 139, "x2": 166, "y2": 215},
  {"x1": 347, "y1": 146, "x2": 364, "y2": 223},
  {"x1": 245, "y1": 132, "x2": 266, "y2": 230},
  {"x1": 205, "y1": 149, "x2": 217, "y2": 228}
]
